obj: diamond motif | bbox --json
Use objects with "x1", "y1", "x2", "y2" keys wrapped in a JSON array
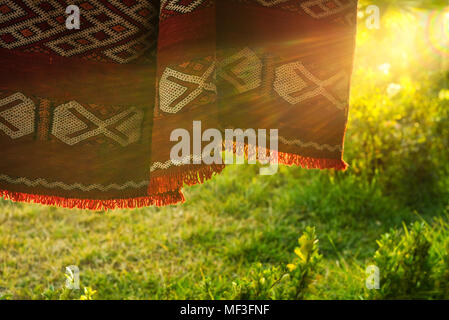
[
  {"x1": 39, "y1": 2, "x2": 54, "y2": 11},
  {"x1": 0, "y1": 33, "x2": 17, "y2": 44},
  {"x1": 159, "y1": 60, "x2": 217, "y2": 114},
  {"x1": 218, "y1": 48, "x2": 262, "y2": 93},
  {"x1": 0, "y1": 0, "x2": 157, "y2": 64},
  {"x1": 301, "y1": 0, "x2": 355, "y2": 19},
  {"x1": 52, "y1": 102, "x2": 144, "y2": 146},
  {"x1": 36, "y1": 21, "x2": 52, "y2": 31},
  {"x1": 20, "y1": 29, "x2": 34, "y2": 37},
  {"x1": 112, "y1": 25, "x2": 127, "y2": 33},
  {"x1": 0, "y1": 93, "x2": 35, "y2": 139},
  {"x1": 274, "y1": 61, "x2": 348, "y2": 109},
  {"x1": 0, "y1": 4, "x2": 12, "y2": 14}
]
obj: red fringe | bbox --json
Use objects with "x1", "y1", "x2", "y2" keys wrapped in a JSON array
[
  {"x1": 1, "y1": 143, "x2": 346, "y2": 210},
  {"x1": 277, "y1": 151, "x2": 348, "y2": 170},
  {"x1": 0, "y1": 189, "x2": 185, "y2": 211},
  {"x1": 148, "y1": 163, "x2": 225, "y2": 195},
  {"x1": 224, "y1": 140, "x2": 348, "y2": 170},
  {"x1": 148, "y1": 142, "x2": 346, "y2": 197}
]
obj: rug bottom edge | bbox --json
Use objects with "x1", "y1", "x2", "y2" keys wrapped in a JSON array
[{"x1": 0, "y1": 189, "x2": 185, "y2": 211}]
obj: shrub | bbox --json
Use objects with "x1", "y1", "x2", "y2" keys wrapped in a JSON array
[
  {"x1": 366, "y1": 219, "x2": 449, "y2": 299},
  {"x1": 227, "y1": 227, "x2": 322, "y2": 300}
]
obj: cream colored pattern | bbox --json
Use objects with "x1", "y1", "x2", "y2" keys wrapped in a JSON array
[
  {"x1": 150, "y1": 155, "x2": 202, "y2": 172},
  {"x1": 104, "y1": 34, "x2": 156, "y2": 64},
  {"x1": 52, "y1": 101, "x2": 143, "y2": 146},
  {"x1": 149, "y1": 134, "x2": 342, "y2": 172},
  {"x1": 0, "y1": 0, "x2": 156, "y2": 63},
  {"x1": 255, "y1": 0, "x2": 291, "y2": 7},
  {"x1": 274, "y1": 61, "x2": 348, "y2": 109},
  {"x1": 159, "y1": 62, "x2": 216, "y2": 114},
  {"x1": 278, "y1": 136, "x2": 342, "y2": 152},
  {"x1": 0, "y1": 174, "x2": 148, "y2": 191},
  {"x1": 218, "y1": 47, "x2": 262, "y2": 93},
  {"x1": 0, "y1": 92, "x2": 35, "y2": 139},
  {"x1": 162, "y1": 0, "x2": 206, "y2": 13},
  {"x1": 301, "y1": 0, "x2": 355, "y2": 19}
]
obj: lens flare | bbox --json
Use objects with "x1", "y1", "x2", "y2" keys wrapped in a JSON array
[{"x1": 426, "y1": 9, "x2": 449, "y2": 58}]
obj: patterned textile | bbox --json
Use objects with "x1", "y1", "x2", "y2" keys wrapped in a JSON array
[{"x1": 0, "y1": 0, "x2": 358, "y2": 210}]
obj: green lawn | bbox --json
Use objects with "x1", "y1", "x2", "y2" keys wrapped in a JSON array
[{"x1": 1, "y1": 161, "x2": 448, "y2": 299}]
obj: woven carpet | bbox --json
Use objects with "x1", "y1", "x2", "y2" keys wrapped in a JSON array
[{"x1": 0, "y1": 0, "x2": 358, "y2": 210}]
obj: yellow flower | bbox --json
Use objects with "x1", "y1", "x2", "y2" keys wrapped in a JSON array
[
  {"x1": 296, "y1": 235, "x2": 314, "y2": 262},
  {"x1": 439, "y1": 89, "x2": 449, "y2": 100},
  {"x1": 287, "y1": 264, "x2": 297, "y2": 271},
  {"x1": 294, "y1": 247, "x2": 306, "y2": 262}
]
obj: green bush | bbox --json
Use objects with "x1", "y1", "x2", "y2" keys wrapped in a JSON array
[
  {"x1": 366, "y1": 219, "x2": 449, "y2": 299},
  {"x1": 223, "y1": 227, "x2": 322, "y2": 300}
]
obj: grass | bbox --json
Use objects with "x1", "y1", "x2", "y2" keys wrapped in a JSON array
[{"x1": 0, "y1": 163, "x2": 447, "y2": 299}]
